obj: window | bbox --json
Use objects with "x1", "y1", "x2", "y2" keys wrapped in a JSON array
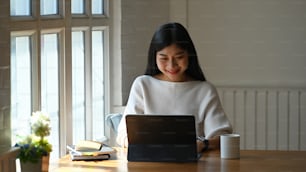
[
  {"x1": 72, "y1": 0, "x2": 84, "y2": 14},
  {"x1": 10, "y1": 35, "x2": 32, "y2": 138},
  {"x1": 71, "y1": 29, "x2": 105, "y2": 143},
  {"x1": 71, "y1": 31, "x2": 86, "y2": 143},
  {"x1": 41, "y1": 33, "x2": 60, "y2": 157},
  {"x1": 9, "y1": 0, "x2": 110, "y2": 160},
  {"x1": 72, "y1": 0, "x2": 104, "y2": 15},
  {"x1": 41, "y1": 0, "x2": 58, "y2": 15},
  {"x1": 91, "y1": 30, "x2": 105, "y2": 139},
  {"x1": 92, "y1": 0, "x2": 104, "y2": 14},
  {"x1": 10, "y1": 0, "x2": 31, "y2": 16}
]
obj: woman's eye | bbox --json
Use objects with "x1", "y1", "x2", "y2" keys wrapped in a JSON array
[{"x1": 158, "y1": 56, "x2": 168, "y2": 61}]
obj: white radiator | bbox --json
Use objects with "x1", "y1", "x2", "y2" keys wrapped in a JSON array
[{"x1": 217, "y1": 86, "x2": 306, "y2": 151}]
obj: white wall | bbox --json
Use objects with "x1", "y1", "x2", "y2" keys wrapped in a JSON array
[
  {"x1": 170, "y1": 1, "x2": 306, "y2": 150},
  {"x1": 121, "y1": 0, "x2": 306, "y2": 102},
  {"x1": 177, "y1": 0, "x2": 306, "y2": 87},
  {"x1": 120, "y1": 0, "x2": 306, "y2": 150},
  {"x1": 120, "y1": 0, "x2": 170, "y2": 104}
]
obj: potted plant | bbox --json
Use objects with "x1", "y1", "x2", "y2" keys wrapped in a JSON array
[{"x1": 15, "y1": 111, "x2": 52, "y2": 172}]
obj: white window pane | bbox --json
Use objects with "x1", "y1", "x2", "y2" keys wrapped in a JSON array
[
  {"x1": 72, "y1": 31, "x2": 85, "y2": 144},
  {"x1": 10, "y1": 0, "x2": 31, "y2": 16},
  {"x1": 92, "y1": 0, "x2": 103, "y2": 14},
  {"x1": 10, "y1": 36, "x2": 32, "y2": 144},
  {"x1": 41, "y1": 0, "x2": 58, "y2": 15},
  {"x1": 41, "y1": 33, "x2": 60, "y2": 159},
  {"x1": 92, "y1": 31, "x2": 104, "y2": 140},
  {"x1": 71, "y1": 0, "x2": 84, "y2": 14}
]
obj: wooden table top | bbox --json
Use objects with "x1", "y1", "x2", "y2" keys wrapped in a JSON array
[{"x1": 50, "y1": 148, "x2": 306, "y2": 172}]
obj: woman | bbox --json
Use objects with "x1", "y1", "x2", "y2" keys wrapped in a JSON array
[{"x1": 116, "y1": 22, "x2": 232, "y2": 152}]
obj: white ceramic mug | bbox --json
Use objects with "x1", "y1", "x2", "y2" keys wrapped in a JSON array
[{"x1": 220, "y1": 134, "x2": 240, "y2": 159}]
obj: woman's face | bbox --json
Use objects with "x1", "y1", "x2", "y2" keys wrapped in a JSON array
[{"x1": 156, "y1": 44, "x2": 189, "y2": 82}]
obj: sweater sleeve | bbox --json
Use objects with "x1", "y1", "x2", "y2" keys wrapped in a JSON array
[
  {"x1": 116, "y1": 77, "x2": 144, "y2": 147},
  {"x1": 201, "y1": 84, "x2": 233, "y2": 139}
]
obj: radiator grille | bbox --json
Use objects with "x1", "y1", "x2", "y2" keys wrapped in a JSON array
[{"x1": 217, "y1": 87, "x2": 306, "y2": 150}]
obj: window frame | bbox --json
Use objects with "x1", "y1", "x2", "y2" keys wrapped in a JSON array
[{"x1": 8, "y1": 0, "x2": 112, "y2": 158}]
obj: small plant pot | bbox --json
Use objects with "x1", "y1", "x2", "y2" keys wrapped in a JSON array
[{"x1": 20, "y1": 155, "x2": 49, "y2": 172}]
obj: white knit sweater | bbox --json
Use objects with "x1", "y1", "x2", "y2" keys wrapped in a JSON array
[{"x1": 116, "y1": 75, "x2": 232, "y2": 147}]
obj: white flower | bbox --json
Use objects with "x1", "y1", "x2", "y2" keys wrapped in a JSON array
[{"x1": 30, "y1": 111, "x2": 51, "y2": 138}]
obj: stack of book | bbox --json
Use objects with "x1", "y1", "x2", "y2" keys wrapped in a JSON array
[{"x1": 66, "y1": 140, "x2": 116, "y2": 161}]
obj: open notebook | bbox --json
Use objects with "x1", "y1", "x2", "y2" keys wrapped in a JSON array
[{"x1": 126, "y1": 114, "x2": 199, "y2": 162}]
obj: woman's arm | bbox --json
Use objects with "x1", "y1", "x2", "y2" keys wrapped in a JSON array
[
  {"x1": 116, "y1": 77, "x2": 145, "y2": 147},
  {"x1": 197, "y1": 136, "x2": 220, "y2": 153}
]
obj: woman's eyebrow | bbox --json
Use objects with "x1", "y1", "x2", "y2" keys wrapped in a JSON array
[
  {"x1": 157, "y1": 51, "x2": 186, "y2": 56},
  {"x1": 157, "y1": 53, "x2": 167, "y2": 57}
]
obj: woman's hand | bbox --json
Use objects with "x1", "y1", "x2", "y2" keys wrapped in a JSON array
[{"x1": 197, "y1": 136, "x2": 220, "y2": 153}]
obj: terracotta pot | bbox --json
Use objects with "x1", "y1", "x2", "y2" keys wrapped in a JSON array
[
  {"x1": 42, "y1": 155, "x2": 50, "y2": 172},
  {"x1": 20, "y1": 155, "x2": 49, "y2": 172}
]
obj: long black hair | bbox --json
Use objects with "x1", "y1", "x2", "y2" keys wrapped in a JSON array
[{"x1": 144, "y1": 22, "x2": 206, "y2": 81}]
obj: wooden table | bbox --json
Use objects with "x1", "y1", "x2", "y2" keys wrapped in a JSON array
[{"x1": 50, "y1": 148, "x2": 306, "y2": 172}]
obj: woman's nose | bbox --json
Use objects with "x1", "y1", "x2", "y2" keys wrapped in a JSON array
[{"x1": 169, "y1": 58, "x2": 178, "y2": 67}]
